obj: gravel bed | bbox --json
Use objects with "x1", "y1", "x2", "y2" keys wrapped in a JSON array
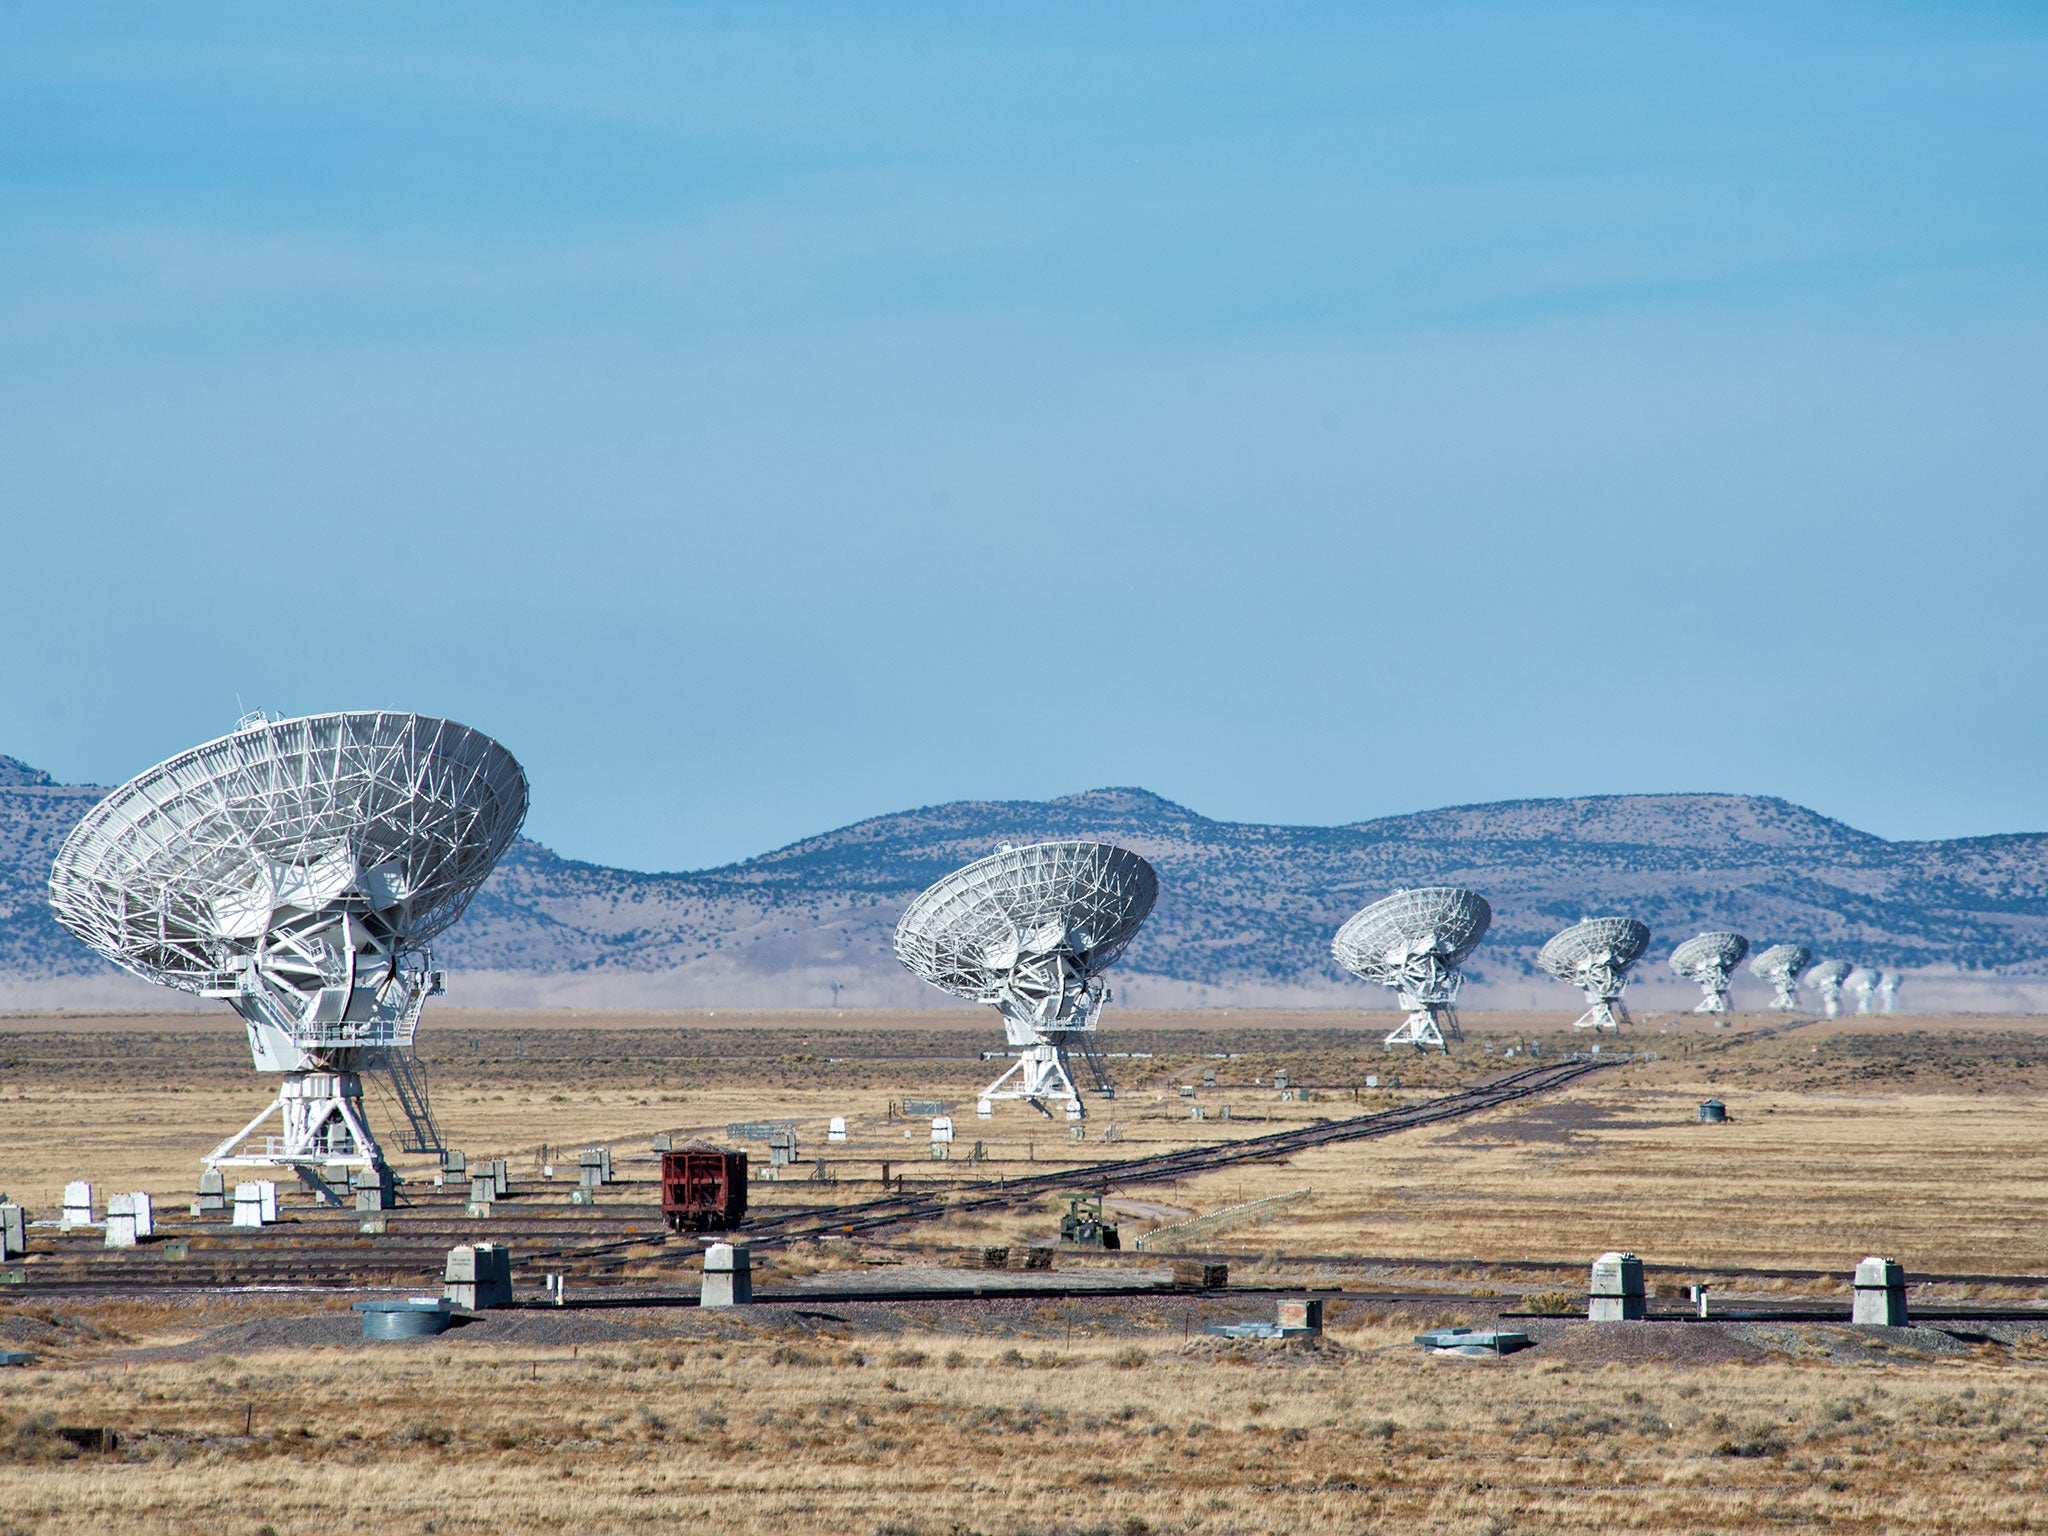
[{"x1": 1511, "y1": 1319, "x2": 1773, "y2": 1366}]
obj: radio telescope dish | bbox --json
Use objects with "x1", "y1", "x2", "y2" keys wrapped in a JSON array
[
  {"x1": 1333, "y1": 887, "x2": 1491, "y2": 1052},
  {"x1": 1749, "y1": 943, "x2": 1812, "y2": 1012},
  {"x1": 1876, "y1": 971, "x2": 1901, "y2": 1013},
  {"x1": 49, "y1": 712, "x2": 527, "y2": 1183},
  {"x1": 1539, "y1": 917, "x2": 1651, "y2": 1032},
  {"x1": 1844, "y1": 965, "x2": 1879, "y2": 1015},
  {"x1": 894, "y1": 840, "x2": 1157, "y2": 1121},
  {"x1": 1804, "y1": 958, "x2": 1854, "y2": 1019},
  {"x1": 1668, "y1": 932, "x2": 1749, "y2": 1015}
]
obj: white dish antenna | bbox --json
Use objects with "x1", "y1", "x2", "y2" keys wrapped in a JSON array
[
  {"x1": 1538, "y1": 916, "x2": 1651, "y2": 1032},
  {"x1": 1749, "y1": 943, "x2": 1813, "y2": 1011},
  {"x1": 1876, "y1": 971, "x2": 1901, "y2": 1013},
  {"x1": 49, "y1": 712, "x2": 527, "y2": 1181},
  {"x1": 1804, "y1": 958, "x2": 1854, "y2": 1019},
  {"x1": 1332, "y1": 886, "x2": 1491, "y2": 1052},
  {"x1": 1843, "y1": 965, "x2": 1880, "y2": 1015},
  {"x1": 894, "y1": 840, "x2": 1157, "y2": 1120},
  {"x1": 1668, "y1": 932, "x2": 1749, "y2": 1015}
]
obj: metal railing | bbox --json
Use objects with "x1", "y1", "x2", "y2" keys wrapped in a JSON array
[{"x1": 1132, "y1": 1188, "x2": 1312, "y2": 1252}]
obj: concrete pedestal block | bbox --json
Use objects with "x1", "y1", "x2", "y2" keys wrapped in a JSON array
[
  {"x1": 62, "y1": 1182, "x2": 93, "y2": 1228},
  {"x1": 1589, "y1": 1251, "x2": 1646, "y2": 1321},
  {"x1": 443, "y1": 1242, "x2": 514, "y2": 1309},
  {"x1": 0, "y1": 1204, "x2": 24, "y2": 1259},
  {"x1": 104, "y1": 1194, "x2": 138, "y2": 1248},
  {"x1": 702, "y1": 1242, "x2": 752, "y2": 1306},
  {"x1": 1852, "y1": 1256, "x2": 1908, "y2": 1325}
]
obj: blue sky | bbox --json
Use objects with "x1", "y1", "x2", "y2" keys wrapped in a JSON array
[{"x1": 4, "y1": 3, "x2": 2045, "y2": 869}]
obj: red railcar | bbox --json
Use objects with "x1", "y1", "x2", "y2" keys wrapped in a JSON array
[{"x1": 661, "y1": 1143, "x2": 748, "y2": 1232}]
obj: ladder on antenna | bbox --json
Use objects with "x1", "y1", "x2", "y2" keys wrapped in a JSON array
[
  {"x1": 1069, "y1": 1032, "x2": 1116, "y2": 1098},
  {"x1": 379, "y1": 1050, "x2": 445, "y2": 1155}
]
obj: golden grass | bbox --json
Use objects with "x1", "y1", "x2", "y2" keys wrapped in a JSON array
[
  {"x1": 9, "y1": 1012, "x2": 2048, "y2": 1531},
  {"x1": 5, "y1": 1315, "x2": 2048, "y2": 1534}
]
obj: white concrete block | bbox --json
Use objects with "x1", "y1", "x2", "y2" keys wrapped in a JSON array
[
  {"x1": 62, "y1": 1182, "x2": 93, "y2": 1228},
  {"x1": 1852, "y1": 1256, "x2": 1908, "y2": 1326},
  {"x1": 701, "y1": 1242, "x2": 752, "y2": 1306},
  {"x1": 1589, "y1": 1251, "x2": 1646, "y2": 1322}
]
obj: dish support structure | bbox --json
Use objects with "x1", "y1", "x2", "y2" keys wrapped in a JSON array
[
  {"x1": 202, "y1": 947, "x2": 443, "y2": 1191},
  {"x1": 977, "y1": 975, "x2": 1116, "y2": 1121}
]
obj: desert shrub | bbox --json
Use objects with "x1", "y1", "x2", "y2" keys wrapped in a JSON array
[
  {"x1": 1110, "y1": 1346, "x2": 1149, "y2": 1369},
  {"x1": 1716, "y1": 1424, "x2": 1789, "y2": 1458},
  {"x1": 1524, "y1": 1292, "x2": 1579, "y2": 1315},
  {"x1": 887, "y1": 1349, "x2": 929, "y2": 1368}
]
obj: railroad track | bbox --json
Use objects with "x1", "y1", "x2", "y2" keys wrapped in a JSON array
[
  {"x1": 735, "y1": 1054, "x2": 1621, "y2": 1248},
  {"x1": 4, "y1": 1057, "x2": 1617, "y2": 1295}
]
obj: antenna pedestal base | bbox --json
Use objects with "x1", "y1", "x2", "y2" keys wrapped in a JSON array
[
  {"x1": 978, "y1": 1041, "x2": 1085, "y2": 1119},
  {"x1": 1384, "y1": 1007, "x2": 1460, "y2": 1053},
  {"x1": 1572, "y1": 999, "x2": 1631, "y2": 1031},
  {"x1": 206, "y1": 1070, "x2": 386, "y2": 1174}
]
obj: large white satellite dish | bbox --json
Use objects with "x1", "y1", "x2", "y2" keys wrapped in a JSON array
[
  {"x1": 1804, "y1": 958, "x2": 1854, "y2": 1019},
  {"x1": 49, "y1": 712, "x2": 527, "y2": 1184},
  {"x1": 894, "y1": 840, "x2": 1157, "y2": 1121},
  {"x1": 1332, "y1": 886, "x2": 1491, "y2": 1052},
  {"x1": 1844, "y1": 966, "x2": 1879, "y2": 1014},
  {"x1": 1668, "y1": 932, "x2": 1749, "y2": 1015},
  {"x1": 1539, "y1": 916, "x2": 1651, "y2": 1032},
  {"x1": 1750, "y1": 943, "x2": 1813, "y2": 1012}
]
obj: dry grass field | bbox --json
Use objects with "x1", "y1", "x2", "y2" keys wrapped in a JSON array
[
  {"x1": 6, "y1": 1006, "x2": 2048, "y2": 1533},
  {"x1": 6, "y1": 1303, "x2": 2048, "y2": 1535}
]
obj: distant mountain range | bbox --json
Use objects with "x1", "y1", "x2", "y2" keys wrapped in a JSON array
[{"x1": 5, "y1": 751, "x2": 2047, "y2": 1012}]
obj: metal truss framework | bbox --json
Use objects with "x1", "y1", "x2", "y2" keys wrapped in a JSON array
[
  {"x1": 1333, "y1": 887, "x2": 1492, "y2": 1053},
  {"x1": 1805, "y1": 958, "x2": 1854, "y2": 1019},
  {"x1": 1750, "y1": 943, "x2": 1813, "y2": 1012},
  {"x1": 1539, "y1": 917, "x2": 1650, "y2": 1031},
  {"x1": 894, "y1": 841, "x2": 1158, "y2": 1120},
  {"x1": 1669, "y1": 932, "x2": 1749, "y2": 1015},
  {"x1": 49, "y1": 712, "x2": 527, "y2": 1177}
]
